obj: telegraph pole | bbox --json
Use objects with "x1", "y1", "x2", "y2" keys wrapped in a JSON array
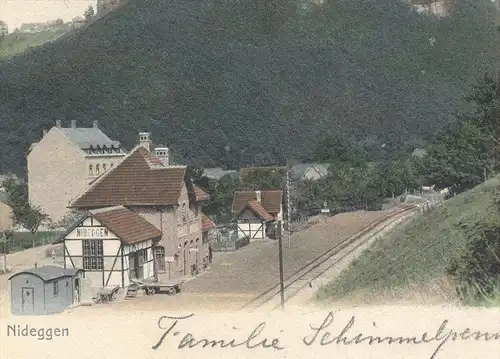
[
  {"x1": 277, "y1": 220, "x2": 285, "y2": 310},
  {"x1": 286, "y1": 162, "x2": 292, "y2": 248},
  {"x1": 494, "y1": 49, "x2": 500, "y2": 173},
  {"x1": 1, "y1": 233, "x2": 6, "y2": 273}
]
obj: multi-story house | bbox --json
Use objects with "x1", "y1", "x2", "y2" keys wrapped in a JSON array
[
  {"x1": 67, "y1": 132, "x2": 215, "y2": 284},
  {"x1": 27, "y1": 120, "x2": 126, "y2": 224}
]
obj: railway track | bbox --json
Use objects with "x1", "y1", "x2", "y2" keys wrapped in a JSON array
[{"x1": 239, "y1": 204, "x2": 420, "y2": 312}]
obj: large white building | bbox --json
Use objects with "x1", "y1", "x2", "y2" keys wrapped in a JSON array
[{"x1": 27, "y1": 120, "x2": 126, "y2": 223}]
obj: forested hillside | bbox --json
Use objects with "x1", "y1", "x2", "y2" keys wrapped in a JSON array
[{"x1": 0, "y1": 0, "x2": 498, "y2": 175}]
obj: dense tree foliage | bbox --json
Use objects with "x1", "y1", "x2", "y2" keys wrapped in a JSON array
[
  {"x1": 418, "y1": 74, "x2": 499, "y2": 193},
  {"x1": 2, "y1": 176, "x2": 50, "y2": 235},
  {"x1": 0, "y1": 0, "x2": 498, "y2": 175}
]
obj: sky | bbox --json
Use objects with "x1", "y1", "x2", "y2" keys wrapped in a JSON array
[{"x1": 0, "y1": 0, "x2": 97, "y2": 32}]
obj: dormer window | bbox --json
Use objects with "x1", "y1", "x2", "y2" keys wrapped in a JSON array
[
  {"x1": 89, "y1": 165, "x2": 93, "y2": 175},
  {"x1": 96, "y1": 164, "x2": 100, "y2": 175}
]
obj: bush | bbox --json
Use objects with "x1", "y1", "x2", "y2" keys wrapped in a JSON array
[
  {"x1": 45, "y1": 244, "x2": 63, "y2": 258},
  {"x1": 447, "y1": 222, "x2": 500, "y2": 300}
]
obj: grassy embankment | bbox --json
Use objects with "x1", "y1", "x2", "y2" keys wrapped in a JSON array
[
  {"x1": 316, "y1": 176, "x2": 500, "y2": 306},
  {"x1": 0, "y1": 31, "x2": 65, "y2": 59}
]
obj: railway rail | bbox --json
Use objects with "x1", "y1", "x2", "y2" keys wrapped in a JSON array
[{"x1": 239, "y1": 204, "x2": 420, "y2": 312}]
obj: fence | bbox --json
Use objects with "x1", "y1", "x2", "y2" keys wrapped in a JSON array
[
  {"x1": 0, "y1": 231, "x2": 64, "y2": 253},
  {"x1": 287, "y1": 215, "x2": 319, "y2": 232},
  {"x1": 209, "y1": 224, "x2": 250, "y2": 252}
]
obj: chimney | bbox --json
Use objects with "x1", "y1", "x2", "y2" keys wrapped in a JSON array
[
  {"x1": 154, "y1": 147, "x2": 170, "y2": 166},
  {"x1": 138, "y1": 132, "x2": 152, "y2": 151},
  {"x1": 71, "y1": 120, "x2": 76, "y2": 128},
  {"x1": 255, "y1": 190, "x2": 261, "y2": 203},
  {"x1": 55, "y1": 120, "x2": 61, "y2": 128},
  {"x1": 93, "y1": 120, "x2": 98, "y2": 128}
]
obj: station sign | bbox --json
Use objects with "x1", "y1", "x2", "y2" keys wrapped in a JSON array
[{"x1": 75, "y1": 227, "x2": 110, "y2": 238}]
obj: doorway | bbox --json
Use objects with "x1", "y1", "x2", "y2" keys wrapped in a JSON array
[
  {"x1": 21, "y1": 287, "x2": 34, "y2": 313},
  {"x1": 74, "y1": 278, "x2": 81, "y2": 304},
  {"x1": 129, "y1": 251, "x2": 144, "y2": 280}
]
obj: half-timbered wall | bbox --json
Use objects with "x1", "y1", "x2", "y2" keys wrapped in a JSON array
[
  {"x1": 63, "y1": 216, "x2": 155, "y2": 288},
  {"x1": 237, "y1": 209, "x2": 266, "y2": 240},
  {"x1": 121, "y1": 239, "x2": 155, "y2": 285}
]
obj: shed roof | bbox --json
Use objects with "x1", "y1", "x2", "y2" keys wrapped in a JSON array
[
  {"x1": 9, "y1": 265, "x2": 82, "y2": 282},
  {"x1": 201, "y1": 213, "x2": 216, "y2": 231},
  {"x1": 90, "y1": 206, "x2": 162, "y2": 245},
  {"x1": 59, "y1": 127, "x2": 122, "y2": 150},
  {"x1": 192, "y1": 185, "x2": 210, "y2": 202},
  {"x1": 240, "y1": 200, "x2": 274, "y2": 222}
]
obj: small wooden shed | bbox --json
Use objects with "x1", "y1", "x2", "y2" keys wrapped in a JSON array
[{"x1": 9, "y1": 265, "x2": 84, "y2": 315}]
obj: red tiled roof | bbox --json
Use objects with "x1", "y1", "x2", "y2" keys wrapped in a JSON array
[
  {"x1": 91, "y1": 206, "x2": 162, "y2": 245},
  {"x1": 261, "y1": 190, "x2": 283, "y2": 213},
  {"x1": 201, "y1": 213, "x2": 216, "y2": 232},
  {"x1": 244, "y1": 200, "x2": 274, "y2": 222},
  {"x1": 231, "y1": 190, "x2": 283, "y2": 214},
  {"x1": 231, "y1": 191, "x2": 256, "y2": 213},
  {"x1": 70, "y1": 146, "x2": 186, "y2": 208},
  {"x1": 192, "y1": 185, "x2": 210, "y2": 201}
]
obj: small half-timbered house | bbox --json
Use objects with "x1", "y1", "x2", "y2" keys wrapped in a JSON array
[
  {"x1": 231, "y1": 190, "x2": 283, "y2": 240},
  {"x1": 56, "y1": 206, "x2": 162, "y2": 288}
]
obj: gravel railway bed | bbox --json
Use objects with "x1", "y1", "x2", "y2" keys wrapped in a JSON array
[{"x1": 181, "y1": 209, "x2": 394, "y2": 295}]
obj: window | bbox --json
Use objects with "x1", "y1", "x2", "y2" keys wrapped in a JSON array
[
  {"x1": 110, "y1": 163, "x2": 114, "y2": 168},
  {"x1": 89, "y1": 165, "x2": 93, "y2": 175},
  {"x1": 103, "y1": 164, "x2": 107, "y2": 172},
  {"x1": 96, "y1": 164, "x2": 100, "y2": 175},
  {"x1": 82, "y1": 239, "x2": 104, "y2": 271},
  {"x1": 155, "y1": 246, "x2": 166, "y2": 273},
  {"x1": 182, "y1": 203, "x2": 187, "y2": 224},
  {"x1": 53, "y1": 282, "x2": 59, "y2": 296}
]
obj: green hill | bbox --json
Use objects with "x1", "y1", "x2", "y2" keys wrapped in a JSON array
[
  {"x1": 0, "y1": 31, "x2": 66, "y2": 60},
  {"x1": 316, "y1": 176, "x2": 500, "y2": 305},
  {"x1": 0, "y1": 0, "x2": 498, "y2": 174}
]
